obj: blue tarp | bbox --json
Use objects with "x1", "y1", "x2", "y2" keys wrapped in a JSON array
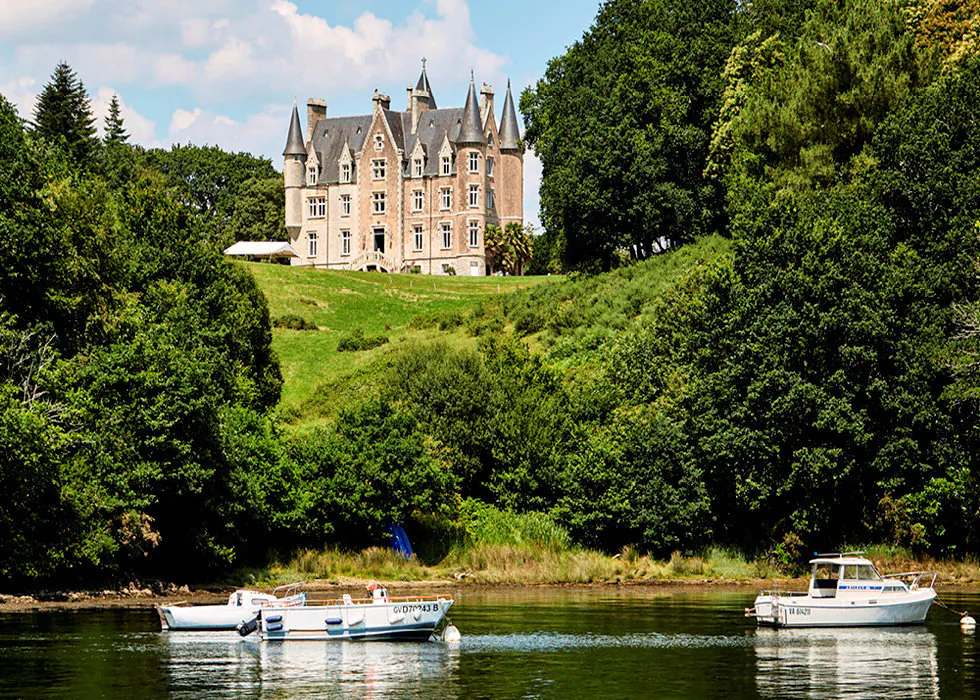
[{"x1": 387, "y1": 524, "x2": 414, "y2": 559}]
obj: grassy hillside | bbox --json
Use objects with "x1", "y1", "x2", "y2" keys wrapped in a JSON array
[
  {"x1": 246, "y1": 235, "x2": 731, "y2": 428},
  {"x1": 245, "y1": 264, "x2": 550, "y2": 419}
]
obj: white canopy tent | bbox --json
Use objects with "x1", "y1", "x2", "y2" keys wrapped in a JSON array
[{"x1": 223, "y1": 241, "x2": 299, "y2": 259}]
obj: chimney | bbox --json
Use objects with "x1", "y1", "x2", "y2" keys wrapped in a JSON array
[
  {"x1": 306, "y1": 98, "x2": 326, "y2": 142},
  {"x1": 406, "y1": 83, "x2": 413, "y2": 111},
  {"x1": 480, "y1": 83, "x2": 495, "y2": 126},
  {"x1": 372, "y1": 90, "x2": 391, "y2": 112}
]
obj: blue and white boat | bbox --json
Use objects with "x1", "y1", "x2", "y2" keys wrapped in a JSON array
[
  {"x1": 238, "y1": 581, "x2": 454, "y2": 642},
  {"x1": 157, "y1": 583, "x2": 307, "y2": 631},
  {"x1": 746, "y1": 553, "x2": 936, "y2": 628}
]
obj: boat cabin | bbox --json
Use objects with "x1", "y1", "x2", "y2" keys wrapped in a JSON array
[{"x1": 808, "y1": 556, "x2": 906, "y2": 598}]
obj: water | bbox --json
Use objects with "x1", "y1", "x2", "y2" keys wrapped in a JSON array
[{"x1": 1, "y1": 588, "x2": 978, "y2": 698}]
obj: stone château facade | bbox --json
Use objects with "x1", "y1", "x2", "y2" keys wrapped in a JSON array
[{"x1": 283, "y1": 64, "x2": 524, "y2": 275}]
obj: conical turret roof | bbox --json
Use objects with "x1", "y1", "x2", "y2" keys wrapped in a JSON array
[
  {"x1": 416, "y1": 64, "x2": 437, "y2": 108},
  {"x1": 456, "y1": 73, "x2": 486, "y2": 145},
  {"x1": 499, "y1": 80, "x2": 521, "y2": 151},
  {"x1": 283, "y1": 102, "x2": 306, "y2": 156}
]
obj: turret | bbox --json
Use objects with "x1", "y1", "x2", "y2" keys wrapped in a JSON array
[
  {"x1": 409, "y1": 60, "x2": 436, "y2": 134},
  {"x1": 283, "y1": 102, "x2": 307, "y2": 237},
  {"x1": 497, "y1": 80, "x2": 524, "y2": 226}
]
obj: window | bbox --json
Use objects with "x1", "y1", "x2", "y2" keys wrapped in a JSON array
[
  {"x1": 441, "y1": 222, "x2": 452, "y2": 249},
  {"x1": 374, "y1": 134, "x2": 383, "y2": 150},
  {"x1": 372, "y1": 158, "x2": 386, "y2": 180},
  {"x1": 468, "y1": 220, "x2": 479, "y2": 247},
  {"x1": 307, "y1": 167, "x2": 317, "y2": 185},
  {"x1": 308, "y1": 197, "x2": 326, "y2": 218},
  {"x1": 412, "y1": 190, "x2": 423, "y2": 211},
  {"x1": 341, "y1": 163, "x2": 351, "y2": 183},
  {"x1": 487, "y1": 188, "x2": 495, "y2": 210},
  {"x1": 341, "y1": 194, "x2": 351, "y2": 217},
  {"x1": 487, "y1": 132, "x2": 494, "y2": 147},
  {"x1": 372, "y1": 191, "x2": 386, "y2": 214},
  {"x1": 413, "y1": 158, "x2": 423, "y2": 177},
  {"x1": 441, "y1": 155, "x2": 451, "y2": 176},
  {"x1": 307, "y1": 231, "x2": 317, "y2": 257},
  {"x1": 341, "y1": 230, "x2": 351, "y2": 256},
  {"x1": 468, "y1": 184, "x2": 479, "y2": 208},
  {"x1": 487, "y1": 156, "x2": 494, "y2": 177},
  {"x1": 440, "y1": 187, "x2": 452, "y2": 210},
  {"x1": 856, "y1": 565, "x2": 882, "y2": 580},
  {"x1": 373, "y1": 227, "x2": 385, "y2": 253},
  {"x1": 413, "y1": 224, "x2": 423, "y2": 251},
  {"x1": 468, "y1": 151, "x2": 479, "y2": 173}
]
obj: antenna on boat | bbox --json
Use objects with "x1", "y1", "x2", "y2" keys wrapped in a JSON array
[{"x1": 814, "y1": 551, "x2": 866, "y2": 557}]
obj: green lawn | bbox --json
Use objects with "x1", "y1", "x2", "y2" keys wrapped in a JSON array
[{"x1": 244, "y1": 264, "x2": 553, "y2": 420}]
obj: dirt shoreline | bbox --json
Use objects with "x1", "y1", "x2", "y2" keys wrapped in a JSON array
[{"x1": 2, "y1": 577, "x2": 977, "y2": 613}]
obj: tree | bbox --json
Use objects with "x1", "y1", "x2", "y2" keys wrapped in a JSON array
[
  {"x1": 230, "y1": 176, "x2": 287, "y2": 242},
  {"x1": 521, "y1": 0, "x2": 739, "y2": 270},
  {"x1": 485, "y1": 222, "x2": 532, "y2": 275},
  {"x1": 32, "y1": 62, "x2": 97, "y2": 167},
  {"x1": 103, "y1": 93, "x2": 128, "y2": 145}
]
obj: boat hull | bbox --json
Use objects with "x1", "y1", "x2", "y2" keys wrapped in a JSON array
[
  {"x1": 258, "y1": 597, "x2": 453, "y2": 642},
  {"x1": 159, "y1": 605, "x2": 258, "y2": 631},
  {"x1": 752, "y1": 589, "x2": 936, "y2": 628}
]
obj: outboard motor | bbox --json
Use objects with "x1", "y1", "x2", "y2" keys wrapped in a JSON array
[{"x1": 237, "y1": 615, "x2": 260, "y2": 637}]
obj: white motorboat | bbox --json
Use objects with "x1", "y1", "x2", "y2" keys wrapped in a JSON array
[
  {"x1": 157, "y1": 583, "x2": 307, "y2": 631},
  {"x1": 237, "y1": 581, "x2": 454, "y2": 642},
  {"x1": 745, "y1": 553, "x2": 936, "y2": 628}
]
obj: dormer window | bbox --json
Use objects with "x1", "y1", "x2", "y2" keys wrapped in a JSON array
[
  {"x1": 487, "y1": 156, "x2": 495, "y2": 177},
  {"x1": 372, "y1": 159, "x2": 386, "y2": 180},
  {"x1": 441, "y1": 155, "x2": 451, "y2": 176},
  {"x1": 341, "y1": 162, "x2": 351, "y2": 183},
  {"x1": 374, "y1": 134, "x2": 383, "y2": 150},
  {"x1": 307, "y1": 167, "x2": 317, "y2": 185},
  {"x1": 413, "y1": 158, "x2": 423, "y2": 177},
  {"x1": 468, "y1": 151, "x2": 479, "y2": 173},
  {"x1": 488, "y1": 132, "x2": 494, "y2": 147}
]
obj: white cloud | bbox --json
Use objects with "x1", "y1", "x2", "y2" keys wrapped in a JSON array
[
  {"x1": 170, "y1": 107, "x2": 204, "y2": 135},
  {"x1": 0, "y1": 0, "x2": 95, "y2": 37}
]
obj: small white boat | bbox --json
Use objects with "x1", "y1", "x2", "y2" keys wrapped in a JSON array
[
  {"x1": 237, "y1": 581, "x2": 454, "y2": 642},
  {"x1": 157, "y1": 583, "x2": 307, "y2": 631},
  {"x1": 746, "y1": 553, "x2": 936, "y2": 628}
]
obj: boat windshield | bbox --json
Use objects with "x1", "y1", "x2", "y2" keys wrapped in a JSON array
[
  {"x1": 813, "y1": 564, "x2": 840, "y2": 580},
  {"x1": 856, "y1": 564, "x2": 882, "y2": 580}
]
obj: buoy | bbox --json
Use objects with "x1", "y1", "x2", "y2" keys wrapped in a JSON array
[
  {"x1": 961, "y1": 614, "x2": 976, "y2": 632},
  {"x1": 443, "y1": 625, "x2": 461, "y2": 643}
]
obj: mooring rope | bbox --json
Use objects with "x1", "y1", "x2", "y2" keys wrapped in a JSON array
[{"x1": 934, "y1": 595, "x2": 969, "y2": 619}]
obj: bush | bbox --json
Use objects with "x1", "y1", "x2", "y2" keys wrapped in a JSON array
[
  {"x1": 273, "y1": 314, "x2": 318, "y2": 330},
  {"x1": 457, "y1": 499, "x2": 571, "y2": 550},
  {"x1": 437, "y1": 311, "x2": 463, "y2": 330},
  {"x1": 336, "y1": 326, "x2": 389, "y2": 352}
]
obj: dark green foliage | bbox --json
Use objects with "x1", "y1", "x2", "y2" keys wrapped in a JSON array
[
  {"x1": 274, "y1": 314, "x2": 318, "y2": 331},
  {"x1": 336, "y1": 327, "x2": 388, "y2": 352},
  {"x1": 141, "y1": 145, "x2": 280, "y2": 243},
  {"x1": 522, "y1": 0, "x2": 738, "y2": 270},
  {"x1": 32, "y1": 62, "x2": 97, "y2": 167}
]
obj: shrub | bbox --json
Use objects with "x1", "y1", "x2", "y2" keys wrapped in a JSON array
[
  {"x1": 273, "y1": 314, "x2": 318, "y2": 330},
  {"x1": 336, "y1": 326, "x2": 389, "y2": 352}
]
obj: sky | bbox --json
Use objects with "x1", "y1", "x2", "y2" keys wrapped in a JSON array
[{"x1": 0, "y1": 0, "x2": 602, "y2": 229}]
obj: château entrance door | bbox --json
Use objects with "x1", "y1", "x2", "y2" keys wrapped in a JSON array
[{"x1": 373, "y1": 228, "x2": 385, "y2": 254}]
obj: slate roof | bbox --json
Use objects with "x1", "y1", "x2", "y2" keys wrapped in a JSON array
[
  {"x1": 498, "y1": 80, "x2": 521, "y2": 151},
  {"x1": 283, "y1": 103, "x2": 306, "y2": 156},
  {"x1": 456, "y1": 77, "x2": 486, "y2": 145},
  {"x1": 416, "y1": 66, "x2": 436, "y2": 108},
  {"x1": 308, "y1": 106, "x2": 467, "y2": 183}
]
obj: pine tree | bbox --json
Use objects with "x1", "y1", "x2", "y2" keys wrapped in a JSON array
[
  {"x1": 104, "y1": 93, "x2": 128, "y2": 145},
  {"x1": 32, "y1": 61, "x2": 97, "y2": 166}
]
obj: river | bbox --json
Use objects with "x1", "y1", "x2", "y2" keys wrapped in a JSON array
[{"x1": 1, "y1": 588, "x2": 977, "y2": 698}]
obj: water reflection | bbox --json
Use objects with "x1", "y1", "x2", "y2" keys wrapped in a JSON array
[
  {"x1": 754, "y1": 627, "x2": 940, "y2": 699},
  {"x1": 161, "y1": 632, "x2": 459, "y2": 699}
]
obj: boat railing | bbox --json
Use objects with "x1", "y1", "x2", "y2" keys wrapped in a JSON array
[
  {"x1": 269, "y1": 594, "x2": 453, "y2": 607},
  {"x1": 882, "y1": 571, "x2": 938, "y2": 589},
  {"x1": 758, "y1": 589, "x2": 808, "y2": 598}
]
